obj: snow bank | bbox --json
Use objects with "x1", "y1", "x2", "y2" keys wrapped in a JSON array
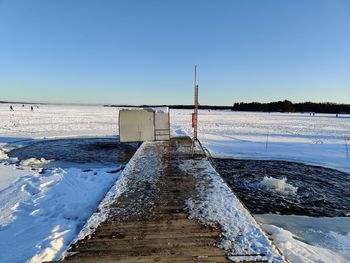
[
  {"x1": 262, "y1": 224, "x2": 349, "y2": 263},
  {"x1": 0, "y1": 148, "x2": 8, "y2": 160},
  {"x1": 0, "y1": 166, "x2": 122, "y2": 263},
  {"x1": 0, "y1": 164, "x2": 34, "y2": 191},
  {"x1": 20, "y1": 157, "x2": 52, "y2": 167},
  {"x1": 0, "y1": 144, "x2": 35, "y2": 191},
  {"x1": 255, "y1": 214, "x2": 350, "y2": 263},
  {"x1": 181, "y1": 159, "x2": 285, "y2": 262}
]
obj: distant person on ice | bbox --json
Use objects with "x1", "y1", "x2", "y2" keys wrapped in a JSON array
[
  {"x1": 31, "y1": 106, "x2": 34, "y2": 111},
  {"x1": 10, "y1": 105, "x2": 13, "y2": 111}
]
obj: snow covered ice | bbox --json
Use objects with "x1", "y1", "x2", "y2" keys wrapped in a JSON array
[
  {"x1": 0, "y1": 167, "x2": 122, "y2": 262},
  {"x1": 256, "y1": 214, "x2": 350, "y2": 263},
  {"x1": 171, "y1": 109, "x2": 350, "y2": 173},
  {"x1": 1, "y1": 103, "x2": 350, "y2": 262},
  {"x1": 0, "y1": 104, "x2": 131, "y2": 262},
  {"x1": 174, "y1": 109, "x2": 350, "y2": 262}
]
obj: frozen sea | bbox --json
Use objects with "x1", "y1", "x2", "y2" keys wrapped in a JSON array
[
  {"x1": 172, "y1": 108, "x2": 350, "y2": 262},
  {"x1": 0, "y1": 103, "x2": 349, "y2": 262}
]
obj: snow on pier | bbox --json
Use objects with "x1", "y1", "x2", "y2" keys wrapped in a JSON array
[{"x1": 59, "y1": 137, "x2": 284, "y2": 262}]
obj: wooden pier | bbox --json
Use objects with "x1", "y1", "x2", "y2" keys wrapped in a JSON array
[{"x1": 57, "y1": 137, "x2": 283, "y2": 263}]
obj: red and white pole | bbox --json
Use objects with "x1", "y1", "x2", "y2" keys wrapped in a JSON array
[{"x1": 192, "y1": 65, "x2": 198, "y2": 145}]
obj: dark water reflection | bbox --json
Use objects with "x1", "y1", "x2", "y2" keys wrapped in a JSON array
[
  {"x1": 8, "y1": 137, "x2": 138, "y2": 167},
  {"x1": 214, "y1": 158, "x2": 350, "y2": 217}
]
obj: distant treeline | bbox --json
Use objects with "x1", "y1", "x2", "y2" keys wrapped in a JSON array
[
  {"x1": 105, "y1": 101, "x2": 350, "y2": 113},
  {"x1": 104, "y1": 104, "x2": 233, "y2": 110},
  {"x1": 232, "y1": 100, "x2": 350, "y2": 113}
]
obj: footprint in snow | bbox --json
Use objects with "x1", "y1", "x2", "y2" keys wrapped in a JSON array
[
  {"x1": 16, "y1": 202, "x2": 34, "y2": 212},
  {"x1": 11, "y1": 202, "x2": 35, "y2": 214},
  {"x1": 21, "y1": 183, "x2": 40, "y2": 195}
]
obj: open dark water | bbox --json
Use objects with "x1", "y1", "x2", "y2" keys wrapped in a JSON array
[
  {"x1": 214, "y1": 158, "x2": 350, "y2": 217},
  {"x1": 8, "y1": 137, "x2": 138, "y2": 167}
]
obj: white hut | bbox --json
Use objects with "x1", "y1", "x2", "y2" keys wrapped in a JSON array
[{"x1": 119, "y1": 107, "x2": 170, "y2": 142}]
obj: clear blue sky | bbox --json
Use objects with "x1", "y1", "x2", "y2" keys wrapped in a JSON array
[{"x1": 0, "y1": 0, "x2": 349, "y2": 105}]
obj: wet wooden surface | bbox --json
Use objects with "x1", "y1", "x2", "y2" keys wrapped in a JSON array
[{"x1": 60, "y1": 137, "x2": 230, "y2": 262}]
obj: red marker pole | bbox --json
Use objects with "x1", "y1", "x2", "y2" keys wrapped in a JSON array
[{"x1": 193, "y1": 65, "x2": 198, "y2": 146}]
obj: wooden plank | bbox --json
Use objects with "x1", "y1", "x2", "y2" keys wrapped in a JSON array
[{"x1": 58, "y1": 138, "x2": 270, "y2": 262}]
